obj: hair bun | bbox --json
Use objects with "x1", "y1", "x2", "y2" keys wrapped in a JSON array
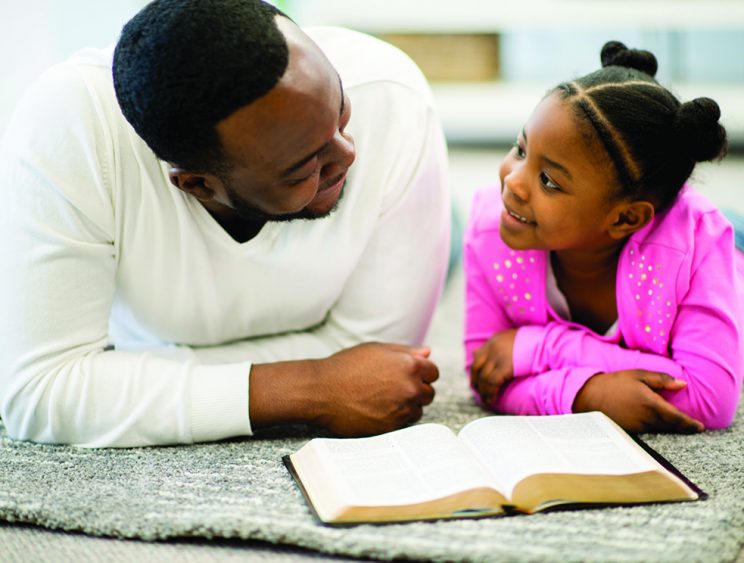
[
  {"x1": 600, "y1": 41, "x2": 658, "y2": 77},
  {"x1": 673, "y1": 98, "x2": 728, "y2": 162}
]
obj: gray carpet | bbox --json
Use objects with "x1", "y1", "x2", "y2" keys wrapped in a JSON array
[
  {"x1": 1, "y1": 271, "x2": 743, "y2": 563},
  {"x1": 1, "y1": 379, "x2": 743, "y2": 562}
]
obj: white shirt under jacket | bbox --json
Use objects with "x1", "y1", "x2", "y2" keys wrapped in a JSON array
[{"x1": 0, "y1": 27, "x2": 450, "y2": 447}]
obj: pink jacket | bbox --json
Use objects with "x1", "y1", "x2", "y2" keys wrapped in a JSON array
[{"x1": 464, "y1": 183, "x2": 743, "y2": 429}]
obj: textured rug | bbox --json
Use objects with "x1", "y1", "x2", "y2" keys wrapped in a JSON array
[{"x1": 0, "y1": 360, "x2": 743, "y2": 563}]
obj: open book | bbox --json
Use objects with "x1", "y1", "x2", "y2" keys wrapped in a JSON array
[{"x1": 284, "y1": 411, "x2": 703, "y2": 524}]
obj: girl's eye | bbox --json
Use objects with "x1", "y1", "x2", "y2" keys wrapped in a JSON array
[
  {"x1": 539, "y1": 171, "x2": 561, "y2": 192},
  {"x1": 512, "y1": 141, "x2": 526, "y2": 160}
]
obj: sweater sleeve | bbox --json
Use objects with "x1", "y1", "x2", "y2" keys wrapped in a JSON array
[
  {"x1": 494, "y1": 366, "x2": 605, "y2": 416},
  {"x1": 511, "y1": 213, "x2": 743, "y2": 429},
  {"x1": 0, "y1": 63, "x2": 251, "y2": 447},
  {"x1": 463, "y1": 194, "x2": 515, "y2": 374}
]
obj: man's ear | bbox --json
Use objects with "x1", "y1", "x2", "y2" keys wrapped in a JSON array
[
  {"x1": 168, "y1": 168, "x2": 219, "y2": 202},
  {"x1": 608, "y1": 200, "x2": 655, "y2": 240}
]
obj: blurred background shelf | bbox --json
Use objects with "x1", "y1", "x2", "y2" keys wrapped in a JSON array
[
  {"x1": 284, "y1": 0, "x2": 744, "y2": 148},
  {"x1": 2, "y1": 1, "x2": 743, "y2": 148},
  {"x1": 431, "y1": 81, "x2": 744, "y2": 145},
  {"x1": 287, "y1": 0, "x2": 744, "y2": 32}
]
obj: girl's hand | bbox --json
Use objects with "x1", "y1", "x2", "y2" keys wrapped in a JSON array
[
  {"x1": 573, "y1": 370, "x2": 705, "y2": 433},
  {"x1": 470, "y1": 329, "x2": 517, "y2": 406}
]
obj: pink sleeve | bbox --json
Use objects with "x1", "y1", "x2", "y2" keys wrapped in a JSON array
[
  {"x1": 513, "y1": 323, "x2": 683, "y2": 378},
  {"x1": 493, "y1": 366, "x2": 602, "y2": 416},
  {"x1": 463, "y1": 205, "x2": 514, "y2": 374},
  {"x1": 511, "y1": 214, "x2": 743, "y2": 429}
]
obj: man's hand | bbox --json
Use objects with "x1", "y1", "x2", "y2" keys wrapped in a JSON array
[
  {"x1": 249, "y1": 342, "x2": 439, "y2": 437},
  {"x1": 470, "y1": 329, "x2": 517, "y2": 406},
  {"x1": 309, "y1": 343, "x2": 438, "y2": 436},
  {"x1": 573, "y1": 370, "x2": 704, "y2": 433}
]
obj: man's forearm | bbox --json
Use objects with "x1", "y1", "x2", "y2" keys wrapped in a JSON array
[{"x1": 248, "y1": 359, "x2": 323, "y2": 429}]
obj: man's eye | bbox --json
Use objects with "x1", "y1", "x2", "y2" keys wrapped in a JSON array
[
  {"x1": 287, "y1": 174, "x2": 312, "y2": 186},
  {"x1": 287, "y1": 159, "x2": 320, "y2": 186}
]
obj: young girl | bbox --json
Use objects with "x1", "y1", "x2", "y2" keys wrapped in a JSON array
[{"x1": 464, "y1": 41, "x2": 743, "y2": 433}]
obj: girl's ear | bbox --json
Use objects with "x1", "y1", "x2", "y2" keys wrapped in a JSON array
[{"x1": 608, "y1": 200, "x2": 655, "y2": 239}]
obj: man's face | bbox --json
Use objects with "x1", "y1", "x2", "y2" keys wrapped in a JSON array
[{"x1": 211, "y1": 16, "x2": 355, "y2": 223}]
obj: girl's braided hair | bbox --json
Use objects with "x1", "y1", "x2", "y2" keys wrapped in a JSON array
[{"x1": 554, "y1": 41, "x2": 727, "y2": 211}]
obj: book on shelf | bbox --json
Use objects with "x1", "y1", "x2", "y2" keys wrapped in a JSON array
[{"x1": 283, "y1": 411, "x2": 704, "y2": 524}]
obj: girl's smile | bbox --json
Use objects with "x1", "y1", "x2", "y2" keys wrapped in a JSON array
[{"x1": 502, "y1": 199, "x2": 536, "y2": 226}]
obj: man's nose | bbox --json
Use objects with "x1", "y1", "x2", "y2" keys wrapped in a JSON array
[
  {"x1": 321, "y1": 131, "x2": 355, "y2": 175},
  {"x1": 333, "y1": 130, "x2": 355, "y2": 169}
]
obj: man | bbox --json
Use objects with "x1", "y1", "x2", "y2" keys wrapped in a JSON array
[{"x1": 0, "y1": 0, "x2": 450, "y2": 447}]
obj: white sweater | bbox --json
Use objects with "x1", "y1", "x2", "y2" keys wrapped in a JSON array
[{"x1": 0, "y1": 27, "x2": 450, "y2": 447}]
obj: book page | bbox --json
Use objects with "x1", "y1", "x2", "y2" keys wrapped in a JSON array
[
  {"x1": 458, "y1": 412, "x2": 660, "y2": 499},
  {"x1": 310, "y1": 423, "x2": 497, "y2": 506}
]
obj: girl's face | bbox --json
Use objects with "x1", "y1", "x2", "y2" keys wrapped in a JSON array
[{"x1": 498, "y1": 92, "x2": 628, "y2": 254}]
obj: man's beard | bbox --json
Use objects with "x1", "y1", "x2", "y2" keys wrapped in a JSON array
[{"x1": 223, "y1": 180, "x2": 345, "y2": 223}]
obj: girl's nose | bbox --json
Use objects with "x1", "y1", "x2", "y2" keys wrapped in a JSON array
[{"x1": 503, "y1": 165, "x2": 529, "y2": 204}]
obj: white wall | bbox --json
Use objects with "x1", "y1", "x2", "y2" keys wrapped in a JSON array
[{"x1": 0, "y1": 0, "x2": 147, "y2": 135}]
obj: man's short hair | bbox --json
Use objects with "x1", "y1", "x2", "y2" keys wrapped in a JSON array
[{"x1": 113, "y1": 0, "x2": 289, "y2": 173}]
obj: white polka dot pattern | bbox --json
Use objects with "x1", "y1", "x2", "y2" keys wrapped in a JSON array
[
  {"x1": 626, "y1": 247, "x2": 675, "y2": 353},
  {"x1": 485, "y1": 242, "x2": 678, "y2": 354},
  {"x1": 490, "y1": 249, "x2": 543, "y2": 319}
]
